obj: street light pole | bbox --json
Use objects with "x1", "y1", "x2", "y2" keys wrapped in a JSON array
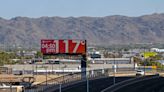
[
  {"x1": 52, "y1": 64, "x2": 53, "y2": 74},
  {"x1": 10, "y1": 83, "x2": 12, "y2": 92},
  {"x1": 59, "y1": 83, "x2": 61, "y2": 92},
  {"x1": 46, "y1": 67, "x2": 48, "y2": 86},
  {"x1": 113, "y1": 50, "x2": 116, "y2": 85},
  {"x1": 87, "y1": 76, "x2": 89, "y2": 92},
  {"x1": 144, "y1": 47, "x2": 146, "y2": 76}
]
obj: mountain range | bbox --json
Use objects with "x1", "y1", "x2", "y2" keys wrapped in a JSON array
[{"x1": 1, "y1": 13, "x2": 164, "y2": 48}]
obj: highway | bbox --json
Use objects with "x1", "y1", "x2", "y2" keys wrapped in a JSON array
[
  {"x1": 115, "y1": 77, "x2": 164, "y2": 92},
  {"x1": 55, "y1": 77, "x2": 133, "y2": 92}
]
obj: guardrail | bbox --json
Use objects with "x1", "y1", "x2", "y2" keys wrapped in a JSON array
[{"x1": 101, "y1": 74, "x2": 160, "y2": 92}]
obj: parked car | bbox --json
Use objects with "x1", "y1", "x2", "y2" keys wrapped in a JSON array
[{"x1": 136, "y1": 70, "x2": 144, "y2": 76}]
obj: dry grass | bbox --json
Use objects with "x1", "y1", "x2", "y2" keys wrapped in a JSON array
[{"x1": 33, "y1": 74, "x2": 61, "y2": 85}]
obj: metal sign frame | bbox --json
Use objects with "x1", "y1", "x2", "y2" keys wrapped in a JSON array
[{"x1": 41, "y1": 39, "x2": 87, "y2": 80}]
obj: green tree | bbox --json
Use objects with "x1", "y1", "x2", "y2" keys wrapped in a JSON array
[
  {"x1": 0, "y1": 52, "x2": 18, "y2": 66},
  {"x1": 36, "y1": 51, "x2": 43, "y2": 58},
  {"x1": 133, "y1": 56, "x2": 142, "y2": 64}
]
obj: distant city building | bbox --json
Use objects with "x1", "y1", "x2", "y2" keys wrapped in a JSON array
[
  {"x1": 89, "y1": 51, "x2": 102, "y2": 59},
  {"x1": 122, "y1": 54, "x2": 135, "y2": 58},
  {"x1": 16, "y1": 50, "x2": 37, "y2": 56},
  {"x1": 151, "y1": 48, "x2": 164, "y2": 53},
  {"x1": 90, "y1": 54, "x2": 101, "y2": 58}
]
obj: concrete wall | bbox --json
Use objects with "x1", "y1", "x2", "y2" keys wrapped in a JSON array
[{"x1": 4, "y1": 64, "x2": 135, "y2": 71}]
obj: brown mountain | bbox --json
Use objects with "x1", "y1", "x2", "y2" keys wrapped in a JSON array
[{"x1": 0, "y1": 13, "x2": 164, "y2": 48}]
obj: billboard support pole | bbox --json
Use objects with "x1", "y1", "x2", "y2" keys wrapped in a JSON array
[
  {"x1": 81, "y1": 54, "x2": 87, "y2": 80},
  {"x1": 81, "y1": 40, "x2": 87, "y2": 80}
]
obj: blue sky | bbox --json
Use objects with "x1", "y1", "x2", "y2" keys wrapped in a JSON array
[{"x1": 0, "y1": 0, "x2": 164, "y2": 19}]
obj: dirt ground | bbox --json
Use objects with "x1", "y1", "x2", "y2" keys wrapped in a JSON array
[
  {"x1": 0, "y1": 74, "x2": 61, "y2": 85},
  {"x1": 33, "y1": 74, "x2": 61, "y2": 84}
]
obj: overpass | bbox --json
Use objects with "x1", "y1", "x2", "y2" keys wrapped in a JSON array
[{"x1": 24, "y1": 68, "x2": 158, "y2": 92}]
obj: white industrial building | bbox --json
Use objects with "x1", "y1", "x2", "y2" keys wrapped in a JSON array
[
  {"x1": 151, "y1": 48, "x2": 164, "y2": 53},
  {"x1": 90, "y1": 57, "x2": 133, "y2": 64}
]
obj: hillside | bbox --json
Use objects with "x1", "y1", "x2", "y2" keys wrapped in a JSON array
[{"x1": 0, "y1": 13, "x2": 164, "y2": 48}]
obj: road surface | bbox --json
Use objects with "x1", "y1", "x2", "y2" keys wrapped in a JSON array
[{"x1": 115, "y1": 77, "x2": 164, "y2": 92}]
